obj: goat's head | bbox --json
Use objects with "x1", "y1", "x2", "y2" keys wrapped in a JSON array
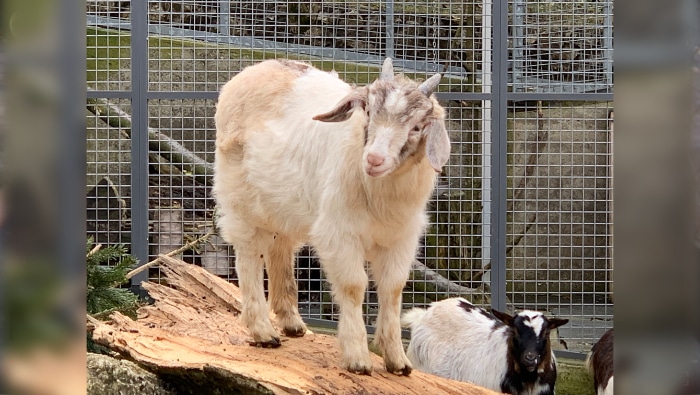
[
  {"x1": 312, "y1": 58, "x2": 451, "y2": 178},
  {"x1": 492, "y1": 309, "x2": 569, "y2": 374}
]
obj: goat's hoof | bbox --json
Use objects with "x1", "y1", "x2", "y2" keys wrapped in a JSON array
[
  {"x1": 386, "y1": 362, "x2": 412, "y2": 376},
  {"x1": 346, "y1": 365, "x2": 372, "y2": 376},
  {"x1": 248, "y1": 337, "x2": 281, "y2": 348},
  {"x1": 396, "y1": 365, "x2": 412, "y2": 376},
  {"x1": 283, "y1": 326, "x2": 307, "y2": 338}
]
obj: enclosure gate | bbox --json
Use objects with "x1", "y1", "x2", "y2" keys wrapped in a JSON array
[{"x1": 87, "y1": 0, "x2": 613, "y2": 357}]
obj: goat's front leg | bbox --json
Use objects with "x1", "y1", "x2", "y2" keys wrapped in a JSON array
[
  {"x1": 317, "y1": 240, "x2": 372, "y2": 375},
  {"x1": 369, "y1": 246, "x2": 415, "y2": 376}
]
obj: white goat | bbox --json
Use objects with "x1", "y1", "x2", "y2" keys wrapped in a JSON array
[
  {"x1": 401, "y1": 297, "x2": 569, "y2": 394},
  {"x1": 213, "y1": 58, "x2": 450, "y2": 375},
  {"x1": 586, "y1": 328, "x2": 613, "y2": 395}
]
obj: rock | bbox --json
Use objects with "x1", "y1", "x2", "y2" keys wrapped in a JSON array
[{"x1": 87, "y1": 353, "x2": 175, "y2": 395}]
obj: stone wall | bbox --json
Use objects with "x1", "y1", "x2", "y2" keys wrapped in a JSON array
[{"x1": 507, "y1": 105, "x2": 612, "y2": 299}]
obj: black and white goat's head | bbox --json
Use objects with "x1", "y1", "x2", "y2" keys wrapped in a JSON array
[
  {"x1": 492, "y1": 309, "x2": 569, "y2": 374},
  {"x1": 313, "y1": 58, "x2": 451, "y2": 178}
]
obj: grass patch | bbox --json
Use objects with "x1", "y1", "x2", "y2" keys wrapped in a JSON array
[
  {"x1": 87, "y1": 26, "x2": 463, "y2": 90},
  {"x1": 556, "y1": 359, "x2": 595, "y2": 395},
  {"x1": 87, "y1": 27, "x2": 131, "y2": 83}
]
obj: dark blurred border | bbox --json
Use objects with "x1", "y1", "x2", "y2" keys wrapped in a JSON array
[
  {"x1": 615, "y1": 0, "x2": 700, "y2": 394},
  {"x1": 0, "y1": 0, "x2": 699, "y2": 394},
  {"x1": 1, "y1": 1, "x2": 87, "y2": 394}
]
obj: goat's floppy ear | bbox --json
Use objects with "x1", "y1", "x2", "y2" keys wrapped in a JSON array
[
  {"x1": 312, "y1": 88, "x2": 368, "y2": 123},
  {"x1": 424, "y1": 118, "x2": 451, "y2": 173},
  {"x1": 547, "y1": 317, "x2": 569, "y2": 330},
  {"x1": 491, "y1": 309, "x2": 515, "y2": 326}
]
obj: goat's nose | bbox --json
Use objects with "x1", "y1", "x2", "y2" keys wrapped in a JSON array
[
  {"x1": 524, "y1": 352, "x2": 537, "y2": 364},
  {"x1": 367, "y1": 152, "x2": 385, "y2": 166}
]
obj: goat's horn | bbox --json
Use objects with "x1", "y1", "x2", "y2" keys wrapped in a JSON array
[
  {"x1": 380, "y1": 57, "x2": 394, "y2": 80},
  {"x1": 418, "y1": 73, "x2": 442, "y2": 96}
]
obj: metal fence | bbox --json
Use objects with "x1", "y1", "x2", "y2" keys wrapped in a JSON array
[{"x1": 86, "y1": 0, "x2": 613, "y2": 356}]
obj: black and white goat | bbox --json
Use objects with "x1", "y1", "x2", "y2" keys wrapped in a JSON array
[
  {"x1": 587, "y1": 328, "x2": 613, "y2": 395},
  {"x1": 401, "y1": 297, "x2": 569, "y2": 395}
]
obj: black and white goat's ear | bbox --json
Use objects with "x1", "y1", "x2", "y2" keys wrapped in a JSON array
[
  {"x1": 547, "y1": 317, "x2": 569, "y2": 330},
  {"x1": 312, "y1": 87, "x2": 368, "y2": 123},
  {"x1": 424, "y1": 118, "x2": 451, "y2": 173},
  {"x1": 491, "y1": 309, "x2": 515, "y2": 326}
]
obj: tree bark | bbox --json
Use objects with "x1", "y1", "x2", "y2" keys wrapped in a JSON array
[{"x1": 91, "y1": 255, "x2": 502, "y2": 395}]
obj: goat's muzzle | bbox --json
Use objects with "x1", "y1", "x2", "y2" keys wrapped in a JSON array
[{"x1": 522, "y1": 352, "x2": 539, "y2": 372}]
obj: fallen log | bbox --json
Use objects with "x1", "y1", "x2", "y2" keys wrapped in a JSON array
[
  {"x1": 91, "y1": 255, "x2": 502, "y2": 395},
  {"x1": 86, "y1": 96, "x2": 213, "y2": 185}
]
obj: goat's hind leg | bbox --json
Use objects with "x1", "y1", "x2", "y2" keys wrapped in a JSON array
[
  {"x1": 266, "y1": 235, "x2": 307, "y2": 337},
  {"x1": 234, "y1": 230, "x2": 281, "y2": 348}
]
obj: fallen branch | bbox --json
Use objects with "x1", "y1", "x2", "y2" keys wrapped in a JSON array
[
  {"x1": 87, "y1": 243, "x2": 102, "y2": 258},
  {"x1": 411, "y1": 260, "x2": 483, "y2": 295},
  {"x1": 86, "y1": 95, "x2": 213, "y2": 185},
  {"x1": 86, "y1": 314, "x2": 100, "y2": 330},
  {"x1": 125, "y1": 230, "x2": 215, "y2": 280}
]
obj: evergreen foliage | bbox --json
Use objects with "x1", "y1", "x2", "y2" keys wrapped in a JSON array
[
  {"x1": 86, "y1": 237, "x2": 140, "y2": 319},
  {"x1": 87, "y1": 237, "x2": 143, "y2": 353}
]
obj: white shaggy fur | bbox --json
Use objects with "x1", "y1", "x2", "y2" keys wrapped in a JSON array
[
  {"x1": 599, "y1": 377, "x2": 613, "y2": 395},
  {"x1": 522, "y1": 311, "x2": 545, "y2": 337},
  {"x1": 402, "y1": 298, "x2": 510, "y2": 390},
  {"x1": 402, "y1": 297, "x2": 568, "y2": 395},
  {"x1": 213, "y1": 58, "x2": 450, "y2": 375}
]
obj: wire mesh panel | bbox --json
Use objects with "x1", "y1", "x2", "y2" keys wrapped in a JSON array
[
  {"x1": 85, "y1": 0, "x2": 613, "y2": 355},
  {"x1": 391, "y1": 1, "x2": 487, "y2": 93},
  {"x1": 509, "y1": 0, "x2": 613, "y2": 93},
  {"x1": 87, "y1": 1, "x2": 132, "y2": 91},
  {"x1": 146, "y1": 99, "x2": 221, "y2": 281},
  {"x1": 506, "y1": 100, "x2": 613, "y2": 352},
  {"x1": 412, "y1": 99, "x2": 491, "y2": 309},
  {"x1": 86, "y1": 99, "x2": 133, "y2": 247},
  {"x1": 148, "y1": 1, "x2": 239, "y2": 92}
]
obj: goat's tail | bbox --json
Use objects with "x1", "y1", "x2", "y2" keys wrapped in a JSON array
[
  {"x1": 584, "y1": 350, "x2": 594, "y2": 375},
  {"x1": 400, "y1": 308, "x2": 428, "y2": 330}
]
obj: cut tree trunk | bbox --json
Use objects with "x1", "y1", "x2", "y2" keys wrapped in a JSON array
[
  {"x1": 199, "y1": 227, "x2": 232, "y2": 276},
  {"x1": 153, "y1": 209, "x2": 183, "y2": 258},
  {"x1": 91, "y1": 255, "x2": 502, "y2": 395}
]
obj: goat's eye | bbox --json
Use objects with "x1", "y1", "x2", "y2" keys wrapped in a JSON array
[{"x1": 412, "y1": 126, "x2": 421, "y2": 132}]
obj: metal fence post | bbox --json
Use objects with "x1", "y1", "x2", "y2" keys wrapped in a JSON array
[
  {"x1": 490, "y1": 0, "x2": 509, "y2": 313},
  {"x1": 219, "y1": 0, "x2": 231, "y2": 36},
  {"x1": 129, "y1": 0, "x2": 151, "y2": 295},
  {"x1": 385, "y1": 0, "x2": 395, "y2": 60}
]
